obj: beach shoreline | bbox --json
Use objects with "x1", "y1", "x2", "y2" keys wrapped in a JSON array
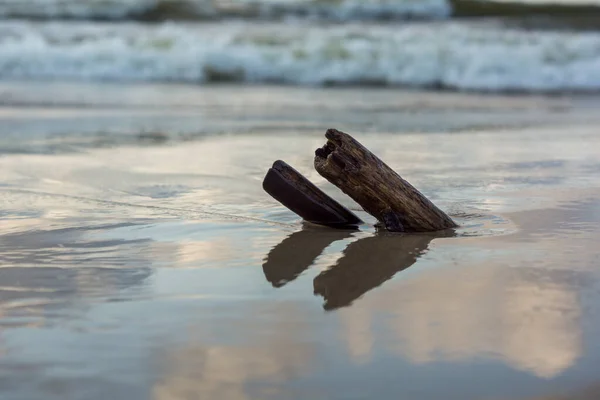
[{"x1": 0, "y1": 81, "x2": 599, "y2": 400}]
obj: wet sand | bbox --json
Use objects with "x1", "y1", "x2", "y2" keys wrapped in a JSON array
[{"x1": 0, "y1": 82, "x2": 599, "y2": 400}]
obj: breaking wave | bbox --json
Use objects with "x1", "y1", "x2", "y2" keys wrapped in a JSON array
[{"x1": 1, "y1": 20, "x2": 600, "y2": 92}]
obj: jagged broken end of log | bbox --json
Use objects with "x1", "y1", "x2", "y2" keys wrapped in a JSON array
[
  {"x1": 262, "y1": 159, "x2": 362, "y2": 229},
  {"x1": 314, "y1": 128, "x2": 458, "y2": 233}
]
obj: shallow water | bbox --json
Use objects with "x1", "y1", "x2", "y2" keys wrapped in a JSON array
[{"x1": 1, "y1": 82, "x2": 600, "y2": 400}]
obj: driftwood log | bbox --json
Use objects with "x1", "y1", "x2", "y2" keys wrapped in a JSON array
[
  {"x1": 263, "y1": 160, "x2": 362, "y2": 228},
  {"x1": 314, "y1": 129, "x2": 457, "y2": 233}
]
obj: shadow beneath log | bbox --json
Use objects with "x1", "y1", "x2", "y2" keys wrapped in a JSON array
[
  {"x1": 313, "y1": 232, "x2": 447, "y2": 311},
  {"x1": 262, "y1": 226, "x2": 354, "y2": 288}
]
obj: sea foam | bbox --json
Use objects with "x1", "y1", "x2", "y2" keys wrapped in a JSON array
[{"x1": 1, "y1": 20, "x2": 600, "y2": 92}]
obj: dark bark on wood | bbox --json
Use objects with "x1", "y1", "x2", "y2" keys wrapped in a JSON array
[
  {"x1": 313, "y1": 233, "x2": 434, "y2": 310},
  {"x1": 262, "y1": 160, "x2": 362, "y2": 228},
  {"x1": 262, "y1": 227, "x2": 353, "y2": 288},
  {"x1": 314, "y1": 129, "x2": 457, "y2": 233}
]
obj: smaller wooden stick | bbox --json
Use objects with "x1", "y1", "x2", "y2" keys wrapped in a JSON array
[
  {"x1": 263, "y1": 160, "x2": 362, "y2": 228},
  {"x1": 314, "y1": 129, "x2": 457, "y2": 233}
]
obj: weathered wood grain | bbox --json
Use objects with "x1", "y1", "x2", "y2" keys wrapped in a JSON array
[{"x1": 314, "y1": 129, "x2": 457, "y2": 232}]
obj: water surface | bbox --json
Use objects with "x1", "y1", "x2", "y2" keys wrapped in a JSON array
[{"x1": 0, "y1": 82, "x2": 600, "y2": 400}]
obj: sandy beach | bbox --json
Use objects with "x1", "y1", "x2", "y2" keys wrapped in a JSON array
[{"x1": 0, "y1": 81, "x2": 599, "y2": 399}]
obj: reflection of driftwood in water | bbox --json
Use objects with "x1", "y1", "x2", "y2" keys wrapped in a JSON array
[
  {"x1": 313, "y1": 234, "x2": 435, "y2": 310},
  {"x1": 262, "y1": 228, "x2": 353, "y2": 288}
]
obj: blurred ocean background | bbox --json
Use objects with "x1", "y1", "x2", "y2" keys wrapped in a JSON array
[{"x1": 0, "y1": 0, "x2": 600, "y2": 91}]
